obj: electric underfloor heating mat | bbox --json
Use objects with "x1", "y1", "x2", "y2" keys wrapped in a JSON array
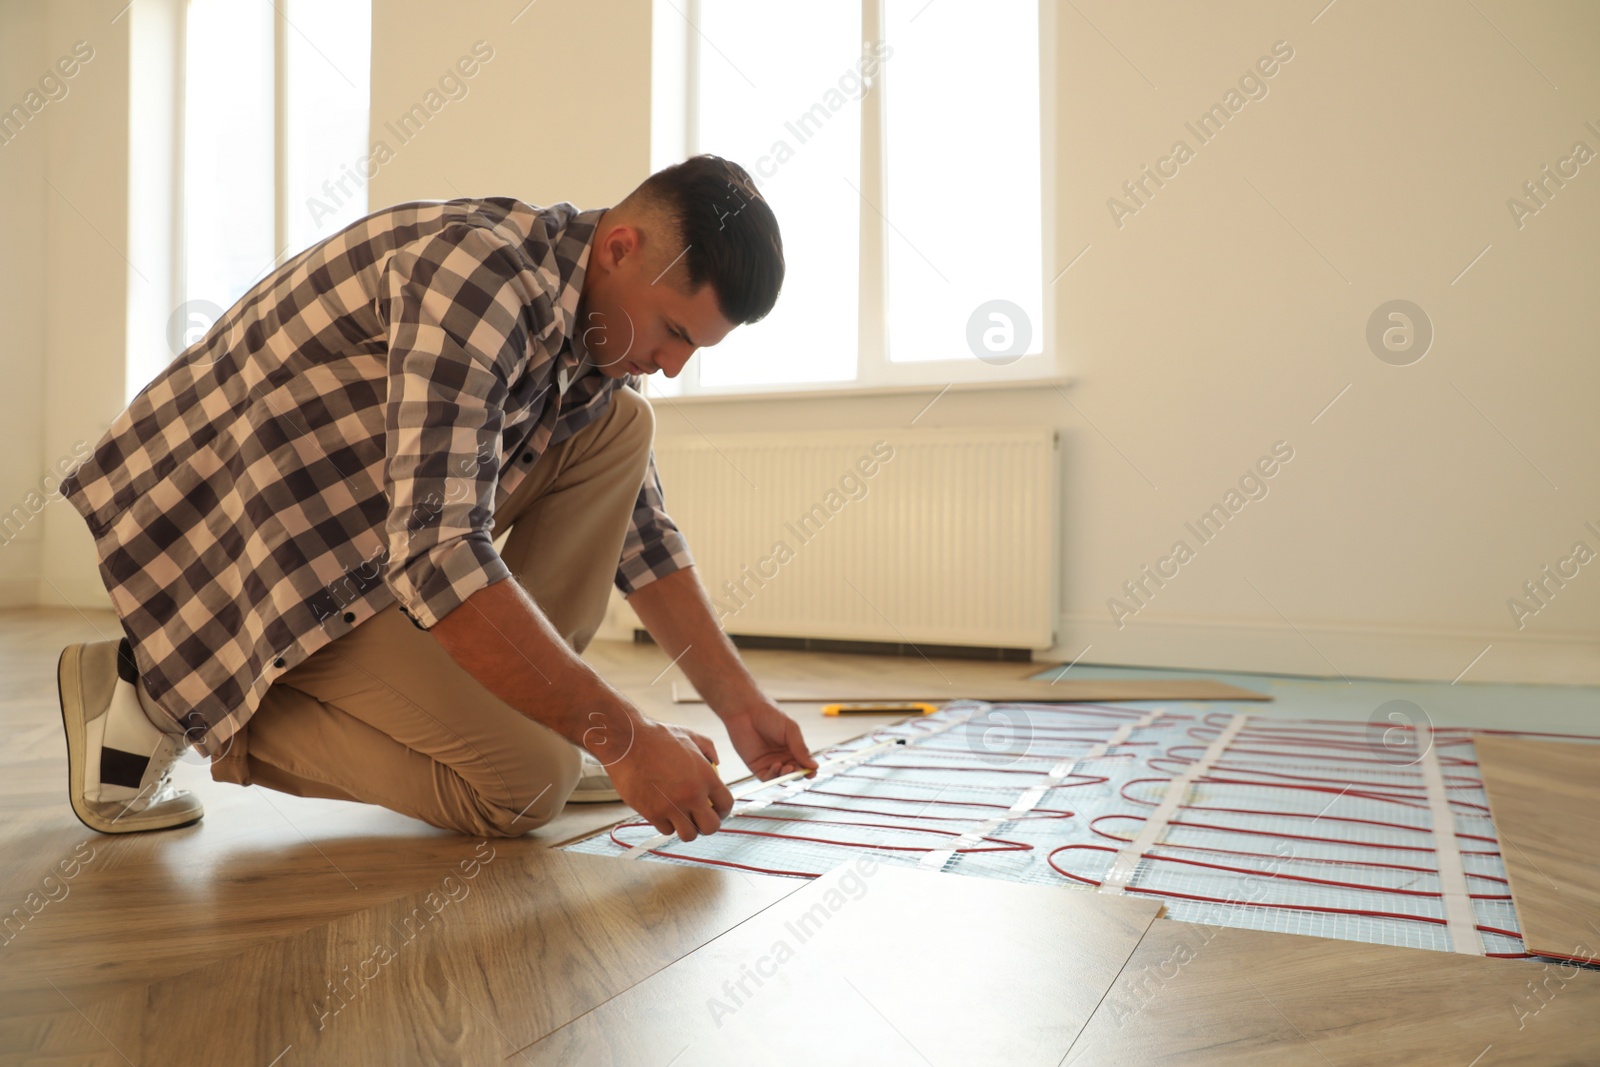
[{"x1": 564, "y1": 701, "x2": 1600, "y2": 960}]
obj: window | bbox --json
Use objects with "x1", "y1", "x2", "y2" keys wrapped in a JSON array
[
  {"x1": 648, "y1": 0, "x2": 1053, "y2": 399},
  {"x1": 282, "y1": 1, "x2": 373, "y2": 251},
  {"x1": 181, "y1": 0, "x2": 275, "y2": 329},
  {"x1": 157, "y1": 0, "x2": 370, "y2": 402}
]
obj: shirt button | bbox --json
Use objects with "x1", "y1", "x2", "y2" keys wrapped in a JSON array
[
  {"x1": 343, "y1": 612, "x2": 355, "y2": 623},
  {"x1": 273, "y1": 657, "x2": 286, "y2": 668},
  {"x1": 522, "y1": 452, "x2": 533, "y2": 463}
]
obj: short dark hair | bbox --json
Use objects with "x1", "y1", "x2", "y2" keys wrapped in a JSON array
[{"x1": 618, "y1": 154, "x2": 785, "y2": 325}]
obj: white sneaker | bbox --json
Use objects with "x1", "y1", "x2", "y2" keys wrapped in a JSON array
[
  {"x1": 568, "y1": 750, "x2": 622, "y2": 804},
  {"x1": 57, "y1": 637, "x2": 204, "y2": 833}
]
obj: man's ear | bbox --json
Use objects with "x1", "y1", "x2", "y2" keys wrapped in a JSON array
[{"x1": 601, "y1": 223, "x2": 644, "y2": 273}]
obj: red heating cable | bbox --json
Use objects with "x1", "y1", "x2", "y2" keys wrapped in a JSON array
[
  {"x1": 1119, "y1": 774, "x2": 1492, "y2": 814},
  {"x1": 1146, "y1": 756, "x2": 1483, "y2": 793},
  {"x1": 1091, "y1": 808, "x2": 1500, "y2": 856},
  {"x1": 608, "y1": 811, "x2": 1034, "y2": 879},
  {"x1": 1088, "y1": 814, "x2": 1511, "y2": 887},
  {"x1": 1046, "y1": 844, "x2": 1527, "y2": 958}
]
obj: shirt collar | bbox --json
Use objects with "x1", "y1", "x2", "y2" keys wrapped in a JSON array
[
  {"x1": 545, "y1": 204, "x2": 645, "y2": 399},
  {"x1": 554, "y1": 206, "x2": 607, "y2": 372}
]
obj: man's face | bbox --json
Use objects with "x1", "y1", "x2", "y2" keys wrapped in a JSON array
[{"x1": 579, "y1": 216, "x2": 738, "y2": 379}]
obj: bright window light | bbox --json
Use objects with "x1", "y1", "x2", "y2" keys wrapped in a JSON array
[
  {"x1": 691, "y1": 0, "x2": 861, "y2": 389},
  {"x1": 182, "y1": 0, "x2": 274, "y2": 315},
  {"x1": 883, "y1": 0, "x2": 1042, "y2": 363},
  {"x1": 179, "y1": 0, "x2": 370, "y2": 353},
  {"x1": 657, "y1": 0, "x2": 1047, "y2": 395},
  {"x1": 285, "y1": 0, "x2": 372, "y2": 253}
]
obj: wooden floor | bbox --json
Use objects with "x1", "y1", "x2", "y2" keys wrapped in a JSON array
[
  {"x1": 1478, "y1": 737, "x2": 1600, "y2": 965},
  {"x1": 523, "y1": 873, "x2": 1600, "y2": 1066},
  {"x1": 0, "y1": 605, "x2": 1067, "y2": 1063},
  {"x1": 520, "y1": 864, "x2": 1165, "y2": 1065},
  {"x1": 1066, "y1": 919, "x2": 1600, "y2": 1065},
  {"x1": 6, "y1": 605, "x2": 1600, "y2": 1065}
]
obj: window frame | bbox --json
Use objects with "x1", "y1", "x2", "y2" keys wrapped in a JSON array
[{"x1": 646, "y1": 0, "x2": 1062, "y2": 402}]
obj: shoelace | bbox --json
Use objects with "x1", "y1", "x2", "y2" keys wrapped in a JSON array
[{"x1": 126, "y1": 735, "x2": 187, "y2": 811}]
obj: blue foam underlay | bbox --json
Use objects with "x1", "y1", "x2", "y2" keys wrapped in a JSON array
[{"x1": 1027, "y1": 662, "x2": 1599, "y2": 734}]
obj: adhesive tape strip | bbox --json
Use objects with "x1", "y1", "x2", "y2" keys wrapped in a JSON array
[
  {"x1": 1098, "y1": 712, "x2": 1248, "y2": 895},
  {"x1": 1421, "y1": 732, "x2": 1484, "y2": 955}
]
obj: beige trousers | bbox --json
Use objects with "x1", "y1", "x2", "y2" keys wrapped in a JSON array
[{"x1": 209, "y1": 387, "x2": 655, "y2": 838}]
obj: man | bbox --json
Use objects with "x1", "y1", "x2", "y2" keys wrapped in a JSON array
[{"x1": 55, "y1": 153, "x2": 817, "y2": 842}]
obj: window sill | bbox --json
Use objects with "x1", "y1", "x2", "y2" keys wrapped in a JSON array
[{"x1": 645, "y1": 373, "x2": 1077, "y2": 406}]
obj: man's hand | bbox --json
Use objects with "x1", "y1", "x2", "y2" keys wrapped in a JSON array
[
  {"x1": 720, "y1": 697, "x2": 820, "y2": 781},
  {"x1": 622, "y1": 566, "x2": 819, "y2": 784},
  {"x1": 603, "y1": 719, "x2": 734, "y2": 842}
]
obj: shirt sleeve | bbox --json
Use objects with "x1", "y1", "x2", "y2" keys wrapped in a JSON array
[
  {"x1": 614, "y1": 386, "x2": 696, "y2": 595},
  {"x1": 378, "y1": 223, "x2": 548, "y2": 630}
]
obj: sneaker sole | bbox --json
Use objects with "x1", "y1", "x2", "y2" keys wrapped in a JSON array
[{"x1": 57, "y1": 642, "x2": 203, "y2": 835}]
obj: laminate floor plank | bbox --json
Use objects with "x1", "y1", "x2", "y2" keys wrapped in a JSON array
[
  {"x1": 1475, "y1": 736, "x2": 1600, "y2": 964},
  {"x1": 1065, "y1": 919, "x2": 1600, "y2": 1065},
  {"x1": 1, "y1": 791, "x2": 548, "y2": 1000},
  {"x1": 18, "y1": 850, "x2": 799, "y2": 1065},
  {"x1": 519, "y1": 864, "x2": 1164, "y2": 1066},
  {"x1": 16, "y1": 604, "x2": 1592, "y2": 1066},
  {"x1": 0, "y1": 607, "x2": 883, "y2": 1019}
]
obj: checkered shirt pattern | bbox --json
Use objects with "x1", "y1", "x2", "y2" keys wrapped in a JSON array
[{"x1": 60, "y1": 197, "x2": 693, "y2": 757}]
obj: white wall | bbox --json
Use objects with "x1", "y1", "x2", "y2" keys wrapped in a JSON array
[
  {"x1": 371, "y1": 0, "x2": 1599, "y2": 684},
  {"x1": 1032, "y1": 0, "x2": 1599, "y2": 685},
  {"x1": 2, "y1": 0, "x2": 128, "y2": 612},
  {"x1": 0, "y1": 1, "x2": 50, "y2": 606},
  {"x1": 10, "y1": 0, "x2": 1597, "y2": 684}
]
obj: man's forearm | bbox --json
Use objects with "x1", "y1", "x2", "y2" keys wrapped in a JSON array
[
  {"x1": 429, "y1": 576, "x2": 639, "y2": 756},
  {"x1": 625, "y1": 566, "x2": 762, "y2": 715}
]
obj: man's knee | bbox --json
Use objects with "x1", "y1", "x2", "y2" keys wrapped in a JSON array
[
  {"x1": 607, "y1": 385, "x2": 655, "y2": 459},
  {"x1": 475, "y1": 742, "x2": 582, "y2": 837}
]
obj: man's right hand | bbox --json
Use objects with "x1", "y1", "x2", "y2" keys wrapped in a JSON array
[
  {"x1": 600, "y1": 718, "x2": 734, "y2": 842},
  {"x1": 429, "y1": 580, "x2": 735, "y2": 840}
]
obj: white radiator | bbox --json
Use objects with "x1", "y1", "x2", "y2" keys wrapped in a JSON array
[{"x1": 651, "y1": 426, "x2": 1059, "y2": 650}]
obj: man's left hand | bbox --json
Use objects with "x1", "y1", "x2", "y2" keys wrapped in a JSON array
[{"x1": 719, "y1": 697, "x2": 819, "y2": 780}]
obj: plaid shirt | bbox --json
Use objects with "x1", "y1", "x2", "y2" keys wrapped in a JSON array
[{"x1": 61, "y1": 197, "x2": 693, "y2": 758}]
